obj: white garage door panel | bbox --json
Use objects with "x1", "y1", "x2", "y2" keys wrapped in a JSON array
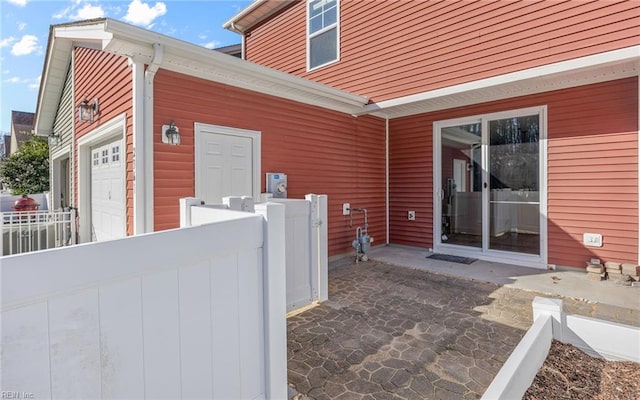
[
  {"x1": 91, "y1": 139, "x2": 125, "y2": 241},
  {"x1": 197, "y1": 132, "x2": 253, "y2": 204}
]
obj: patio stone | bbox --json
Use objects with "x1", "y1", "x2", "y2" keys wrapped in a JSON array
[{"x1": 287, "y1": 260, "x2": 639, "y2": 399}]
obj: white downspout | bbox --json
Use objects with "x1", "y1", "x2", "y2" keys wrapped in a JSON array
[
  {"x1": 240, "y1": 31, "x2": 246, "y2": 60},
  {"x1": 131, "y1": 58, "x2": 144, "y2": 234},
  {"x1": 386, "y1": 117, "x2": 390, "y2": 245},
  {"x1": 143, "y1": 43, "x2": 163, "y2": 233},
  {"x1": 637, "y1": 73, "x2": 639, "y2": 265}
]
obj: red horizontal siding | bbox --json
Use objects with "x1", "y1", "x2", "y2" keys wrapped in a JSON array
[
  {"x1": 389, "y1": 77, "x2": 638, "y2": 268},
  {"x1": 73, "y1": 47, "x2": 134, "y2": 235},
  {"x1": 153, "y1": 69, "x2": 386, "y2": 257},
  {"x1": 245, "y1": 0, "x2": 639, "y2": 102}
]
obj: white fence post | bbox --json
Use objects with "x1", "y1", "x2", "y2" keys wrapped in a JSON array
[
  {"x1": 255, "y1": 202, "x2": 288, "y2": 400},
  {"x1": 532, "y1": 297, "x2": 563, "y2": 342},
  {"x1": 306, "y1": 194, "x2": 328, "y2": 302},
  {"x1": 179, "y1": 197, "x2": 201, "y2": 227}
]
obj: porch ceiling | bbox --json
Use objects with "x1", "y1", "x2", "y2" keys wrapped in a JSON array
[{"x1": 361, "y1": 46, "x2": 640, "y2": 119}]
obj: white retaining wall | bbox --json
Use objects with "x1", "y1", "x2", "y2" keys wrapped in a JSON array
[
  {"x1": 1, "y1": 203, "x2": 287, "y2": 399},
  {"x1": 482, "y1": 297, "x2": 640, "y2": 400}
]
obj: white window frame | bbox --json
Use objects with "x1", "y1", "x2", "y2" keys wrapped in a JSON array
[{"x1": 306, "y1": 0, "x2": 340, "y2": 72}]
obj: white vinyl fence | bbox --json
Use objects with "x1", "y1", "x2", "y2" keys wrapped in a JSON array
[
  {"x1": 1, "y1": 203, "x2": 287, "y2": 400},
  {"x1": 182, "y1": 194, "x2": 328, "y2": 313}
]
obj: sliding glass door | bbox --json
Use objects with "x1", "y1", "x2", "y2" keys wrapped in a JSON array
[
  {"x1": 435, "y1": 107, "x2": 546, "y2": 265},
  {"x1": 488, "y1": 116, "x2": 540, "y2": 255},
  {"x1": 440, "y1": 122, "x2": 482, "y2": 248}
]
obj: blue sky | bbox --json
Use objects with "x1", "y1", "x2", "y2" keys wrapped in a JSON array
[{"x1": 0, "y1": 0, "x2": 252, "y2": 134}]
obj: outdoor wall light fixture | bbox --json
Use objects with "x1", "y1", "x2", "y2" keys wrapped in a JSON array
[
  {"x1": 161, "y1": 120, "x2": 181, "y2": 145},
  {"x1": 48, "y1": 131, "x2": 60, "y2": 147},
  {"x1": 77, "y1": 98, "x2": 99, "y2": 123}
]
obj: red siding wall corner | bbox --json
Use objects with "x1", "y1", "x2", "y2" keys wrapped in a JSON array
[
  {"x1": 245, "y1": 0, "x2": 640, "y2": 102},
  {"x1": 153, "y1": 69, "x2": 386, "y2": 256},
  {"x1": 73, "y1": 47, "x2": 134, "y2": 235},
  {"x1": 389, "y1": 77, "x2": 638, "y2": 268}
]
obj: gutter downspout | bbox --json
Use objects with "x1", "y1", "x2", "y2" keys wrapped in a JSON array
[
  {"x1": 386, "y1": 117, "x2": 390, "y2": 245},
  {"x1": 638, "y1": 73, "x2": 639, "y2": 265},
  {"x1": 143, "y1": 43, "x2": 163, "y2": 233}
]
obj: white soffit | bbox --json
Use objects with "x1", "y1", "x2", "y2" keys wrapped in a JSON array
[{"x1": 362, "y1": 46, "x2": 640, "y2": 119}]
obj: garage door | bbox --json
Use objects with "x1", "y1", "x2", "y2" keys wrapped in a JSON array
[
  {"x1": 196, "y1": 130, "x2": 254, "y2": 204},
  {"x1": 91, "y1": 139, "x2": 125, "y2": 241}
]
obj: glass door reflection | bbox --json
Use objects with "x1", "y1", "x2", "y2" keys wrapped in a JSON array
[
  {"x1": 488, "y1": 115, "x2": 540, "y2": 255},
  {"x1": 441, "y1": 123, "x2": 482, "y2": 248}
]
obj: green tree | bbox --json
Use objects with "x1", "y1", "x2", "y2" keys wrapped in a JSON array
[{"x1": 0, "y1": 136, "x2": 49, "y2": 195}]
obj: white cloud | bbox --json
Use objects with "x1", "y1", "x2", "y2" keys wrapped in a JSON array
[
  {"x1": 5, "y1": 76, "x2": 28, "y2": 84},
  {"x1": 28, "y1": 75, "x2": 41, "y2": 90},
  {"x1": 4, "y1": 75, "x2": 40, "y2": 88},
  {"x1": 0, "y1": 37, "x2": 16, "y2": 48},
  {"x1": 53, "y1": 5, "x2": 72, "y2": 19},
  {"x1": 203, "y1": 40, "x2": 221, "y2": 50},
  {"x1": 11, "y1": 35, "x2": 40, "y2": 56},
  {"x1": 17, "y1": 22, "x2": 27, "y2": 31},
  {"x1": 123, "y1": 0, "x2": 166, "y2": 27},
  {"x1": 6, "y1": 0, "x2": 27, "y2": 6},
  {"x1": 71, "y1": 3, "x2": 105, "y2": 20}
]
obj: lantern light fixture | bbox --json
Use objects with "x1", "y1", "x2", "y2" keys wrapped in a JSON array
[
  {"x1": 77, "y1": 98, "x2": 99, "y2": 123},
  {"x1": 162, "y1": 120, "x2": 181, "y2": 145},
  {"x1": 48, "y1": 131, "x2": 60, "y2": 147}
]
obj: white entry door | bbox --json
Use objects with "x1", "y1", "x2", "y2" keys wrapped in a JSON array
[
  {"x1": 90, "y1": 139, "x2": 125, "y2": 241},
  {"x1": 195, "y1": 124, "x2": 261, "y2": 204}
]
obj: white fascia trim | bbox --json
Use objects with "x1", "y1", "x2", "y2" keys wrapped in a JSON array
[
  {"x1": 222, "y1": 0, "x2": 268, "y2": 32},
  {"x1": 363, "y1": 46, "x2": 640, "y2": 114},
  {"x1": 222, "y1": 0, "x2": 293, "y2": 34}
]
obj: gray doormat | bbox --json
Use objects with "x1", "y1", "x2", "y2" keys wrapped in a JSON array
[{"x1": 427, "y1": 254, "x2": 477, "y2": 264}]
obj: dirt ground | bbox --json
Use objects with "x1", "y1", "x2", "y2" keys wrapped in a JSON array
[{"x1": 523, "y1": 340, "x2": 640, "y2": 400}]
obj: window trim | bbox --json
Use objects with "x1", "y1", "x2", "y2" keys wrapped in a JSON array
[{"x1": 306, "y1": 0, "x2": 340, "y2": 72}]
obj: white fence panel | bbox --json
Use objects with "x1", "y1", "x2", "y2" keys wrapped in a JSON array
[
  {"x1": 271, "y1": 194, "x2": 328, "y2": 312},
  {"x1": 1, "y1": 205, "x2": 287, "y2": 400}
]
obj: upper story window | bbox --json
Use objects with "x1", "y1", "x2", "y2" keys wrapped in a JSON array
[{"x1": 307, "y1": 0, "x2": 339, "y2": 71}]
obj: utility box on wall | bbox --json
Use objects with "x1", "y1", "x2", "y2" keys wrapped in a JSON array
[{"x1": 266, "y1": 173, "x2": 287, "y2": 198}]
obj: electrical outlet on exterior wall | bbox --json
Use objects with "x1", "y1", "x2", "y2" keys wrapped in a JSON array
[{"x1": 408, "y1": 211, "x2": 416, "y2": 220}]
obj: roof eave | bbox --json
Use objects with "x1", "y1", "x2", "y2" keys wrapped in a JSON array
[
  {"x1": 35, "y1": 19, "x2": 112, "y2": 135},
  {"x1": 359, "y1": 45, "x2": 640, "y2": 119},
  {"x1": 103, "y1": 18, "x2": 368, "y2": 113},
  {"x1": 222, "y1": 0, "x2": 294, "y2": 34}
]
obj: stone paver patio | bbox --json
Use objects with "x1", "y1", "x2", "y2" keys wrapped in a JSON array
[{"x1": 287, "y1": 260, "x2": 639, "y2": 400}]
